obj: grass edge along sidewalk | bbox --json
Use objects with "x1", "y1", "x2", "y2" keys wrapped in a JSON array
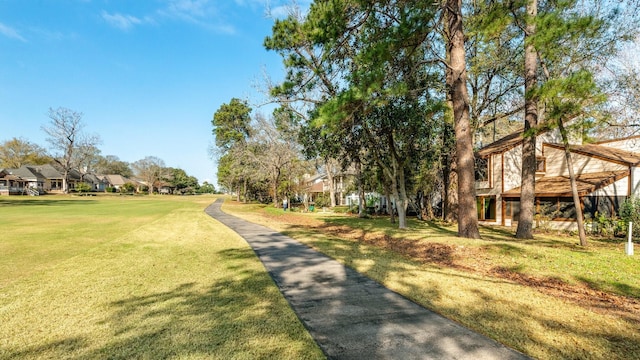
[
  {"x1": 0, "y1": 195, "x2": 324, "y2": 360},
  {"x1": 221, "y1": 200, "x2": 640, "y2": 360}
]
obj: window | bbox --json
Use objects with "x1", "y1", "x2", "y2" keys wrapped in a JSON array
[
  {"x1": 505, "y1": 199, "x2": 520, "y2": 221},
  {"x1": 477, "y1": 196, "x2": 496, "y2": 221},
  {"x1": 536, "y1": 197, "x2": 584, "y2": 220},
  {"x1": 536, "y1": 157, "x2": 546, "y2": 172},
  {"x1": 475, "y1": 157, "x2": 490, "y2": 182}
]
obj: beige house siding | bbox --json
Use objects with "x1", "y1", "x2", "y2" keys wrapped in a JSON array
[
  {"x1": 503, "y1": 146, "x2": 523, "y2": 192},
  {"x1": 632, "y1": 167, "x2": 640, "y2": 196},
  {"x1": 543, "y1": 146, "x2": 627, "y2": 177},
  {"x1": 590, "y1": 178, "x2": 629, "y2": 197},
  {"x1": 597, "y1": 136, "x2": 640, "y2": 153}
]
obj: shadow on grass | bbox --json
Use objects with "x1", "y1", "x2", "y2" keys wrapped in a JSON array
[
  {"x1": 575, "y1": 275, "x2": 640, "y2": 299},
  {"x1": 0, "y1": 199, "x2": 97, "y2": 207},
  {"x1": 1, "y1": 337, "x2": 88, "y2": 360},
  {"x1": 218, "y1": 200, "x2": 640, "y2": 359},
  {"x1": 280, "y1": 225, "x2": 640, "y2": 359},
  {"x1": 0, "y1": 246, "x2": 321, "y2": 360},
  {"x1": 85, "y1": 248, "x2": 319, "y2": 359}
]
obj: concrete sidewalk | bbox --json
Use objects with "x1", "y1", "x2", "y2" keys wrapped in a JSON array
[{"x1": 205, "y1": 199, "x2": 530, "y2": 360}]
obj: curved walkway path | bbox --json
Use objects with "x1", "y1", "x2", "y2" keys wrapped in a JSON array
[{"x1": 205, "y1": 199, "x2": 530, "y2": 360}]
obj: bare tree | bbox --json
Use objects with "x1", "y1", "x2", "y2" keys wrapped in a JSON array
[
  {"x1": 132, "y1": 156, "x2": 167, "y2": 195},
  {"x1": 42, "y1": 107, "x2": 100, "y2": 193},
  {"x1": 250, "y1": 113, "x2": 303, "y2": 208}
]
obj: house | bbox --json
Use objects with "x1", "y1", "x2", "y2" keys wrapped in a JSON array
[
  {"x1": 475, "y1": 128, "x2": 640, "y2": 230},
  {"x1": 303, "y1": 171, "x2": 350, "y2": 206},
  {"x1": 0, "y1": 164, "x2": 118, "y2": 195},
  {"x1": 80, "y1": 173, "x2": 109, "y2": 192},
  {"x1": 99, "y1": 174, "x2": 129, "y2": 191},
  {"x1": 0, "y1": 164, "x2": 67, "y2": 195}
]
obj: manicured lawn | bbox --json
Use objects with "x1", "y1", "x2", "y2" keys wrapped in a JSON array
[
  {"x1": 0, "y1": 195, "x2": 324, "y2": 359},
  {"x1": 222, "y1": 201, "x2": 640, "y2": 360}
]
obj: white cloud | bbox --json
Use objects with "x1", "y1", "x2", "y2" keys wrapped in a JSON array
[
  {"x1": 164, "y1": 0, "x2": 214, "y2": 21},
  {"x1": 0, "y1": 22, "x2": 26, "y2": 42},
  {"x1": 158, "y1": 0, "x2": 238, "y2": 34},
  {"x1": 101, "y1": 11, "x2": 143, "y2": 31},
  {"x1": 263, "y1": 1, "x2": 311, "y2": 19}
]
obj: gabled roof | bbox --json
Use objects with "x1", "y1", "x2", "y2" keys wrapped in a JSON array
[
  {"x1": 544, "y1": 143, "x2": 640, "y2": 166},
  {"x1": 6, "y1": 166, "x2": 43, "y2": 180},
  {"x1": 100, "y1": 174, "x2": 129, "y2": 186},
  {"x1": 476, "y1": 130, "x2": 525, "y2": 158},
  {"x1": 503, "y1": 170, "x2": 629, "y2": 198},
  {"x1": 29, "y1": 164, "x2": 63, "y2": 179}
]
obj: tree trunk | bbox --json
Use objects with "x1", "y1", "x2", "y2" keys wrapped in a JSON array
[
  {"x1": 243, "y1": 178, "x2": 248, "y2": 203},
  {"x1": 444, "y1": 155, "x2": 458, "y2": 222},
  {"x1": 558, "y1": 119, "x2": 588, "y2": 246},
  {"x1": 516, "y1": 0, "x2": 538, "y2": 239},
  {"x1": 384, "y1": 178, "x2": 395, "y2": 224},
  {"x1": 396, "y1": 158, "x2": 409, "y2": 229},
  {"x1": 446, "y1": 0, "x2": 480, "y2": 239},
  {"x1": 356, "y1": 160, "x2": 367, "y2": 218},
  {"x1": 325, "y1": 158, "x2": 337, "y2": 207},
  {"x1": 442, "y1": 24, "x2": 458, "y2": 223}
]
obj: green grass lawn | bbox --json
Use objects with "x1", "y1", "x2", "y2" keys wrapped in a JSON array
[
  {"x1": 223, "y1": 201, "x2": 640, "y2": 360},
  {"x1": 0, "y1": 195, "x2": 324, "y2": 360}
]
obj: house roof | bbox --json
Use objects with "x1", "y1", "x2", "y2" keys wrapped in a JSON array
[
  {"x1": 30, "y1": 164, "x2": 63, "y2": 179},
  {"x1": 100, "y1": 174, "x2": 129, "y2": 186},
  {"x1": 544, "y1": 143, "x2": 640, "y2": 166},
  {"x1": 503, "y1": 170, "x2": 629, "y2": 198},
  {"x1": 6, "y1": 166, "x2": 43, "y2": 180},
  {"x1": 476, "y1": 130, "x2": 525, "y2": 158},
  {"x1": 594, "y1": 134, "x2": 640, "y2": 145}
]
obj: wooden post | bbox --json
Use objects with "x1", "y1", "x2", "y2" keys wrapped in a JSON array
[{"x1": 627, "y1": 222, "x2": 635, "y2": 256}]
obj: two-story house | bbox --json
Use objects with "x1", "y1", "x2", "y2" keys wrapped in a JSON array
[{"x1": 475, "y1": 129, "x2": 640, "y2": 230}]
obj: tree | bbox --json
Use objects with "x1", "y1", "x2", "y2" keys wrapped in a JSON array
[
  {"x1": 272, "y1": 0, "x2": 444, "y2": 227},
  {"x1": 212, "y1": 98, "x2": 254, "y2": 201},
  {"x1": 167, "y1": 167, "x2": 199, "y2": 194},
  {"x1": 212, "y1": 98, "x2": 253, "y2": 151},
  {"x1": 445, "y1": 0, "x2": 481, "y2": 238},
  {"x1": 516, "y1": 0, "x2": 539, "y2": 239},
  {"x1": 0, "y1": 137, "x2": 50, "y2": 168},
  {"x1": 94, "y1": 155, "x2": 133, "y2": 178},
  {"x1": 250, "y1": 113, "x2": 304, "y2": 208},
  {"x1": 198, "y1": 181, "x2": 216, "y2": 194},
  {"x1": 132, "y1": 156, "x2": 167, "y2": 195},
  {"x1": 264, "y1": 4, "x2": 347, "y2": 208},
  {"x1": 42, "y1": 107, "x2": 101, "y2": 193}
]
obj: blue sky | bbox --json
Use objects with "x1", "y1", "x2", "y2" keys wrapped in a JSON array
[{"x1": 0, "y1": 0, "x2": 307, "y2": 186}]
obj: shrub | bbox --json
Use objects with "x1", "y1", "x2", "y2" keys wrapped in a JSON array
[
  {"x1": 121, "y1": 182, "x2": 137, "y2": 194},
  {"x1": 619, "y1": 197, "x2": 640, "y2": 238},
  {"x1": 75, "y1": 182, "x2": 92, "y2": 193}
]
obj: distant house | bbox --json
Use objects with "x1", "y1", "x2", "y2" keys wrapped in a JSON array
[
  {"x1": 0, "y1": 164, "x2": 65, "y2": 195},
  {"x1": 80, "y1": 173, "x2": 109, "y2": 192},
  {"x1": 303, "y1": 171, "x2": 351, "y2": 206},
  {"x1": 475, "y1": 129, "x2": 640, "y2": 230},
  {"x1": 98, "y1": 174, "x2": 143, "y2": 192},
  {"x1": 99, "y1": 174, "x2": 128, "y2": 190},
  {"x1": 0, "y1": 164, "x2": 121, "y2": 195}
]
